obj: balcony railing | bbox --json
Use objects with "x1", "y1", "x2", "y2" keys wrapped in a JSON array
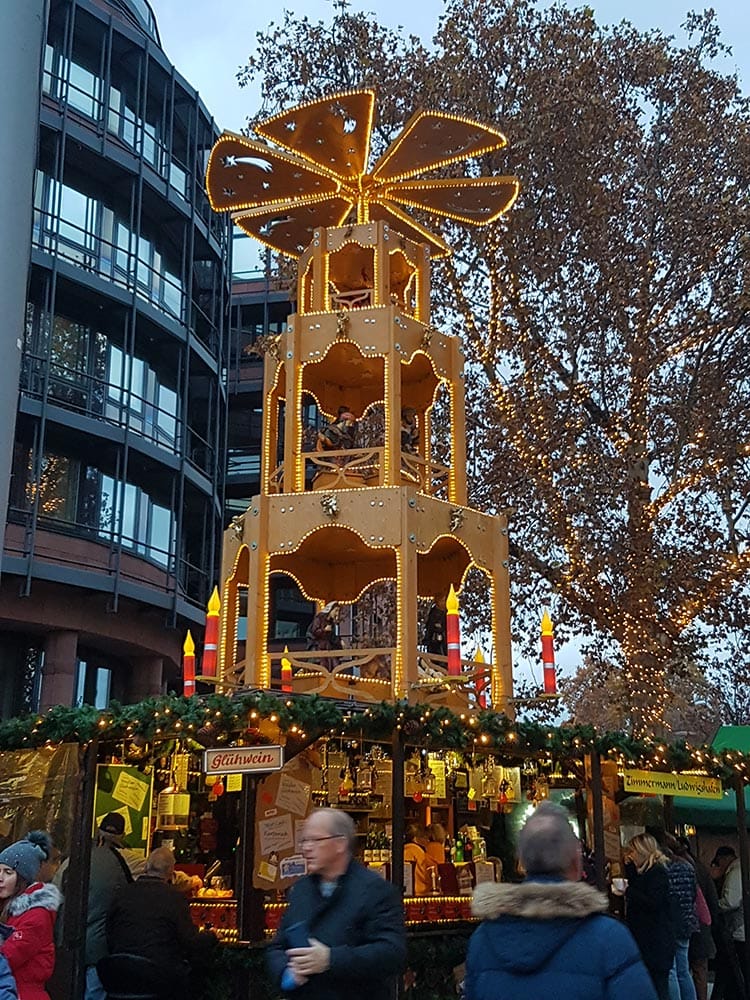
[
  {"x1": 251, "y1": 647, "x2": 492, "y2": 709},
  {"x1": 267, "y1": 449, "x2": 450, "y2": 497}
]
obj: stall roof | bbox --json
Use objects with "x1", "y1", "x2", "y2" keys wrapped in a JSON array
[
  {"x1": 672, "y1": 726, "x2": 750, "y2": 827},
  {"x1": 712, "y1": 726, "x2": 750, "y2": 754},
  {"x1": 673, "y1": 787, "x2": 750, "y2": 829}
]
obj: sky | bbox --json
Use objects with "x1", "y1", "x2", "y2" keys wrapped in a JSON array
[{"x1": 149, "y1": 0, "x2": 749, "y2": 132}]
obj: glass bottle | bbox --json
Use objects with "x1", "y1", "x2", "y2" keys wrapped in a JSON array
[
  {"x1": 455, "y1": 832, "x2": 465, "y2": 864},
  {"x1": 464, "y1": 835, "x2": 473, "y2": 863}
]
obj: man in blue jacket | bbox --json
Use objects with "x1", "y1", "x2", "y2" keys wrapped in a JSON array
[
  {"x1": 465, "y1": 801, "x2": 658, "y2": 1000},
  {"x1": 267, "y1": 809, "x2": 405, "y2": 1000}
]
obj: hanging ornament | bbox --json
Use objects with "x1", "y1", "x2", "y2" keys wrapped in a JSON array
[{"x1": 213, "y1": 781, "x2": 225, "y2": 797}]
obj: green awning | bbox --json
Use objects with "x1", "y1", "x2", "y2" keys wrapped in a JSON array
[
  {"x1": 673, "y1": 787, "x2": 750, "y2": 829},
  {"x1": 712, "y1": 726, "x2": 750, "y2": 754},
  {"x1": 672, "y1": 726, "x2": 750, "y2": 828}
]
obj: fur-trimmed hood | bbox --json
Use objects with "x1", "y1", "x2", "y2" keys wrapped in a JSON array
[
  {"x1": 7, "y1": 881, "x2": 62, "y2": 917},
  {"x1": 472, "y1": 878, "x2": 608, "y2": 921},
  {"x1": 469, "y1": 879, "x2": 612, "y2": 978}
]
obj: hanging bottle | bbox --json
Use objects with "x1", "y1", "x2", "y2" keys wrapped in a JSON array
[{"x1": 455, "y1": 831, "x2": 465, "y2": 864}]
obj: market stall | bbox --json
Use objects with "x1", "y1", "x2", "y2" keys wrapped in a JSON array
[{"x1": 4, "y1": 693, "x2": 750, "y2": 1000}]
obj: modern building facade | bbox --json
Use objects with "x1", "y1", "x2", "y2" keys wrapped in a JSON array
[
  {"x1": 0, "y1": 0, "x2": 230, "y2": 716},
  {"x1": 227, "y1": 241, "x2": 315, "y2": 646}
]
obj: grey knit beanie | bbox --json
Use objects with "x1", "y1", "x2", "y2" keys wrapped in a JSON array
[{"x1": 0, "y1": 831, "x2": 48, "y2": 883}]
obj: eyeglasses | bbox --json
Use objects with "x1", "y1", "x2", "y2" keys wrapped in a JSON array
[{"x1": 301, "y1": 835, "x2": 344, "y2": 845}]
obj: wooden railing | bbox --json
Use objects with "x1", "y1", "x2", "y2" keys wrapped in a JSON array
[
  {"x1": 262, "y1": 647, "x2": 492, "y2": 708},
  {"x1": 267, "y1": 449, "x2": 450, "y2": 496}
]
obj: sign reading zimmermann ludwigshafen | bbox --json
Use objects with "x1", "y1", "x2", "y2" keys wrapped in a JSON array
[{"x1": 623, "y1": 769, "x2": 723, "y2": 799}]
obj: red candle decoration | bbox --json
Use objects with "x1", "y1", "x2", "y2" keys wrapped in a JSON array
[
  {"x1": 202, "y1": 586, "x2": 221, "y2": 677},
  {"x1": 541, "y1": 609, "x2": 556, "y2": 695},
  {"x1": 281, "y1": 646, "x2": 293, "y2": 693},
  {"x1": 182, "y1": 630, "x2": 196, "y2": 697},
  {"x1": 446, "y1": 583, "x2": 461, "y2": 676}
]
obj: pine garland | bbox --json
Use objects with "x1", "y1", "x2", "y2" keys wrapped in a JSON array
[{"x1": 0, "y1": 691, "x2": 746, "y2": 783}]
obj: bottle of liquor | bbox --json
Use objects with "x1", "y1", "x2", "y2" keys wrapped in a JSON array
[
  {"x1": 464, "y1": 835, "x2": 473, "y2": 863},
  {"x1": 455, "y1": 831, "x2": 465, "y2": 864},
  {"x1": 363, "y1": 831, "x2": 373, "y2": 864},
  {"x1": 379, "y1": 831, "x2": 390, "y2": 864}
]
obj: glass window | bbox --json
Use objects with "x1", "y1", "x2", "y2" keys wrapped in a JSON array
[
  {"x1": 28, "y1": 454, "x2": 78, "y2": 523},
  {"x1": 98, "y1": 474, "x2": 117, "y2": 537},
  {"x1": 162, "y1": 269, "x2": 182, "y2": 318},
  {"x1": 169, "y1": 162, "x2": 187, "y2": 198},
  {"x1": 157, "y1": 385, "x2": 177, "y2": 445},
  {"x1": 67, "y1": 61, "x2": 101, "y2": 119},
  {"x1": 75, "y1": 660, "x2": 111, "y2": 709},
  {"x1": 58, "y1": 185, "x2": 89, "y2": 246},
  {"x1": 149, "y1": 503, "x2": 171, "y2": 567}
]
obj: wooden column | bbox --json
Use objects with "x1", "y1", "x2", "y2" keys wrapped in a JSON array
[
  {"x1": 283, "y1": 320, "x2": 303, "y2": 493},
  {"x1": 396, "y1": 537, "x2": 418, "y2": 701},
  {"x1": 449, "y1": 339, "x2": 467, "y2": 505},
  {"x1": 385, "y1": 344, "x2": 402, "y2": 487},
  {"x1": 375, "y1": 223, "x2": 388, "y2": 306},
  {"x1": 390, "y1": 731, "x2": 405, "y2": 895},
  {"x1": 589, "y1": 751, "x2": 607, "y2": 892},
  {"x1": 734, "y1": 774, "x2": 750, "y2": 998},
  {"x1": 237, "y1": 775, "x2": 266, "y2": 943},
  {"x1": 61, "y1": 741, "x2": 97, "y2": 1000}
]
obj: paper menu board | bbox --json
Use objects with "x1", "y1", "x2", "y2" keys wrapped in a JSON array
[
  {"x1": 252, "y1": 752, "x2": 317, "y2": 891},
  {"x1": 94, "y1": 764, "x2": 153, "y2": 852},
  {"x1": 276, "y1": 773, "x2": 311, "y2": 815}
]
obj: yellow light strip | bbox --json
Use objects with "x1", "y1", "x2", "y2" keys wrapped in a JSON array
[
  {"x1": 371, "y1": 109, "x2": 507, "y2": 182},
  {"x1": 206, "y1": 133, "x2": 344, "y2": 214},
  {"x1": 265, "y1": 566, "x2": 396, "y2": 606},
  {"x1": 253, "y1": 88, "x2": 377, "y2": 186}
]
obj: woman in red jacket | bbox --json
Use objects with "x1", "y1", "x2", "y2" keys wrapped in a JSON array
[{"x1": 0, "y1": 832, "x2": 62, "y2": 1000}]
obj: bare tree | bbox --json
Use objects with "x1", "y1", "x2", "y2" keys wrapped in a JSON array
[{"x1": 238, "y1": 0, "x2": 750, "y2": 733}]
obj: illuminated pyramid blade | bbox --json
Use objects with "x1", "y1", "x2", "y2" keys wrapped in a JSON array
[
  {"x1": 233, "y1": 196, "x2": 353, "y2": 258},
  {"x1": 205, "y1": 132, "x2": 342, "y2": 213},
  {"x1": 205, "y1": 93, "x2": 519, "y2": 259},
  {"x1": 380, "y1": 177, "x2": 521, "y2": 226},
  {"x1": 371, "y1": 109, "x2": 508, "y2": 183},
  {"x1": 254, "y1": 89, "x2": 376, "y2": 183},
  {"x1": 367, "y1": 203, "x2": 451, "y2": 259}
]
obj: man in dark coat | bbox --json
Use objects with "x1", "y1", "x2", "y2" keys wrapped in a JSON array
[
  {"x1": 466, "y1": 802, "x2": 657, "y2": 1000},
  {"x1": 267, "y1": 809, "x2": 406, "y2": 1000},
  {"x1": 55, "y1": 812, "x2": 133, "y2": 1000},
  {"x1": 105, "y1": 848, "x2": 214, "y2": 999}
]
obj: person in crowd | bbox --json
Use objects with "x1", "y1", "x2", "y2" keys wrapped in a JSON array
[
  {"x1": 713, "y1": 846, "x2": 746, "y2": 1000},
  {"x1": 465, "y1": 802, "x2": 657, "y2": 1000},
  {"x1": 0, "y1": 947, "x2": 16, "y2": 1000},
  {"x1": 0, "y1": 832, "x2": 62, "y2": 1000},
  {"x1": 404, "y1": 824, "x2": 440, "y2": 894},
  {"x1": 31, "y1": 834, "x2": 61, "y2": 886},
  {"x1": 674, "y1": 837, "x2": 717, "y2": 1000},
  {"x1": 425, "y1": 823, "x2": 447, "y2": 865},
  {"x1": 106, "y1": 847, "x2": 214, "y2": 1000},
  {"x1": 662, "y1": 835, "x2": 698, "y2": 1000},
  {"x1": 267, "y1": 808, "x2": 406, "y2": 1000},
  {"x1": 54, "y1": 812, "x2": 133, "y2": 1000},
  {"x1": 623, "y1": 833, "x2": 677, "y2": 1000}
]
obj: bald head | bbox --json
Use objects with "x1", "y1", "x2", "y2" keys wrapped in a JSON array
[
  {"x1": 145, "y1": 847, "x2": 176, "y2": 881},
  {"x1": 518, "y1": 801, "x2": 581, "y2": 879}
]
